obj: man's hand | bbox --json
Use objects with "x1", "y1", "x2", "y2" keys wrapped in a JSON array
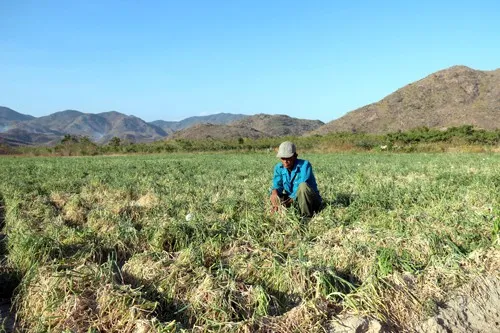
[
  {"x1": 270, "y1": 189, "x2": 281, "y2": 213},
  {"x1": 270, "y1": 190, "x2": 294, "y2": 213}
]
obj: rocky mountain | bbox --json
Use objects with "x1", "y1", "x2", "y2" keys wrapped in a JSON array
[
  {"x1": 150, "y1": 113, "x2": 248, "y2": 134},
  {"x1": 313, "y1": 66, "x2": 500, "y2": 134},
  {"x1": 3, "y1": 65, "x2": 499, "y2": 145},
  {"x1": 0, "y1": 110, "x2": 167, "y2": 145},
  {"x1": 89, "y1": 112, "x2": 166, "y2": 143},
  {"x1": 167, "y1": 114, "x2": 324, "y2": 140},
  {"x1": 0, "y1": 108, "x2": 321, "y2": 145},
  {"x1": 230, "y1": 114, "x2": 324, "y2": 136},
  {"x1": 168, "y1": 123, "x2": 269, "y2": 140}
]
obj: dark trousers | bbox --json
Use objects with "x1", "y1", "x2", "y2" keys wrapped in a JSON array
[{"x1": 279, "y1": 182, "x2": 321, "y2": 217}]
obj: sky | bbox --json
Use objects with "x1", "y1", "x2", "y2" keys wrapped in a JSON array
[{"x1": 1, "y1": 0, "x2": 499, "y2": 123}]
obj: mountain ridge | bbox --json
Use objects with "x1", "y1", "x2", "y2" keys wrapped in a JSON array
[
  {"x1": 230, "y1": 114, "x2": 324, "y2": 137},
  {"x1": 1, "y1": 110, "x2": 315, "y2": 145},
  {"x1": 151, "y1": 113, "x2": 249, "y2": 134},
  {"x1": 312, "y1": 65, "x2": 500, "y2": 134},
  {"x1": 2, "y1": 65, "x2": 500, "y2": 145},
  {"x1": 168, "y1": 123, "x2": 269, "y2": 140}
]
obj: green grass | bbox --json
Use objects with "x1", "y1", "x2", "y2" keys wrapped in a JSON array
[{"x1": 0, "y1": 152, "x2": 499, "y2": 332}]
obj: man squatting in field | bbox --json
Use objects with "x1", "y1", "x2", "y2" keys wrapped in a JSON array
[{"x1": 270, "y1": 141, "x2": 322, "y2": 217}]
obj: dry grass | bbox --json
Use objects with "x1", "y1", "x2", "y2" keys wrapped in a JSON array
[
  {"x1": 15, "y1": 264, "x2": 162, "y2": 333},
  {"x1": 1, "y1": 152, "x2": 499, "y2": 331}
]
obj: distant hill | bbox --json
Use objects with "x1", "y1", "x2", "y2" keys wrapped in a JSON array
[
  {"x1": 0, "y1": 106, "x2": 35, "y2": 132},
  {"x1": 18, "y1": 110, "x2": 111, "y2": 139},
  {"x1": 167, "y1": 114, "x2": 324, "y2": 140},
  {"x1": 148, "y1": 120, "x2": 178, "y2": 135},
  {"x1": 313, "y1": 66, "x2": 500, "y2": 134},
  {"x1": 150, "y1": 113, "x2": 248, "y2": 133},
  {"x1": 98, "y1": 113, "x2": 166, "y2": 143},
  {"x1": 0, "y1": 128, "x2": 62, "y2": 146},
  {"x1": 150, "y1": 113, "x2": 249, "y2": 134},
  {"x1": 0, "y1": 106, "x2": 35, "y2": 122},
  {"x1": 0, "y1": 109, "x2": 254, "y2": 145},
  {"x1": 230, "y1": 114, "x2": 324, "y2": 136},
  {"x1": 4, "y1": 64, "x2": 499, "y2": 146},
  {"x1": 1, "y1": 110, "x2": 167, "y2": 144},
  {"x1": 168, "y1": 123, "x2": 269, "y2": 140}
]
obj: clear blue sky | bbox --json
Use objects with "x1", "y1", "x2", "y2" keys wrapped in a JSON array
[{"x1": 1, "y1": 0, "x2": 499, "y2": 122}]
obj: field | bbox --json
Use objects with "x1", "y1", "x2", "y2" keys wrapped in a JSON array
[{"x1": 0, "y1": 152, "x2": 499, "y2": 332}]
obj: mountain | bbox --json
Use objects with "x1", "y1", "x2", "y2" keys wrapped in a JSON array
[
  {"x1": 150, "y1": 113, "x2": 248, "y2": 133},
  {"x1": 147, "y1": 120, "x2": 181, "y2": 135},
  {"x1": 313, "y1": 66, "x2": 500, "y2": 134},
  {"x1": 0, "y1": 128, "x2": 63, "y2": 146},
  {"x1": 0, "y1": 106, "x2": 35, "y2": 122},
  {"x1": 6, "y1": 64, "x2": 499, "y2": 147},
  {"x1": 1, "y1": 109, "x2": 167, "y2": 145},
  {"x1": 21, "y1": 110, "x2": 110, "y2": 139},
  {"x1": 149, "y1": 120, "x2": 182, "y2": 135},
  {"x1": 230, "y1": 114, "x2": 324, "y2": 136},
  {"x1": 168, "y1": 123, "x2": 269, "y2": 140},
  {"x1": 0, "y1": 109, "x2": 253, "y2": 145},
  {"x1": 97, "y1": 113, "x2": 166, "y2": 143},
  {"x1": 0, "y1": 106, "x2": 35, "y2": 132},
  {"x1": 166, "y1": 114, "x2": 324, "y2": 140}
]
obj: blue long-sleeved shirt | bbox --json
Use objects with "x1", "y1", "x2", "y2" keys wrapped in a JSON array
[{"x1": 271, "y1": 159, "x2": 321, "y2": 200}]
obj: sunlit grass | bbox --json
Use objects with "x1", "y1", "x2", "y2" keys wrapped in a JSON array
[{"x1": 0, "y1": 152, "x2": 499, "y2": 331}]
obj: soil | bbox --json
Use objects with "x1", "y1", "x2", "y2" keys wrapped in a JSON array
[
  {"x1": 328, "y1": 275, "x2": 500, "y2": 333},
  {"x1": 415, "y1": 275, "x2": 500, "y2": 333}
]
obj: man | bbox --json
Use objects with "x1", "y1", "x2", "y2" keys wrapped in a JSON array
[{"x1": 270, "y1": 141, "x2": 322, "y2": 217}]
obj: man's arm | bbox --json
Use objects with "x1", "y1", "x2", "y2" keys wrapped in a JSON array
[
  {"x1": 270, "y1": 165, "x2": 284, "y2": 211},
  {"x1": 289, "y1": 161, "x2": 313, "y2": 200},
  {"x1": 271, "y1": 164, "x2": 284, "y2": 193}
]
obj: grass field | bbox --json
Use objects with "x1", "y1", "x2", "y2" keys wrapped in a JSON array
[{"x1": 0, "y1": 152, "x2": 499, "y2": 332}]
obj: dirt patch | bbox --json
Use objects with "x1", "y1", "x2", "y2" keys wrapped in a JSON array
[
  {"x1": 415, "y1": 275, "x2": 500, "y2": 333},
  {"x1": 328, "y1": 315, "x2": 385, "y2": 333},
  {"x1": 326, "y1": 274, "x2": 500, "y2": 332}
]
